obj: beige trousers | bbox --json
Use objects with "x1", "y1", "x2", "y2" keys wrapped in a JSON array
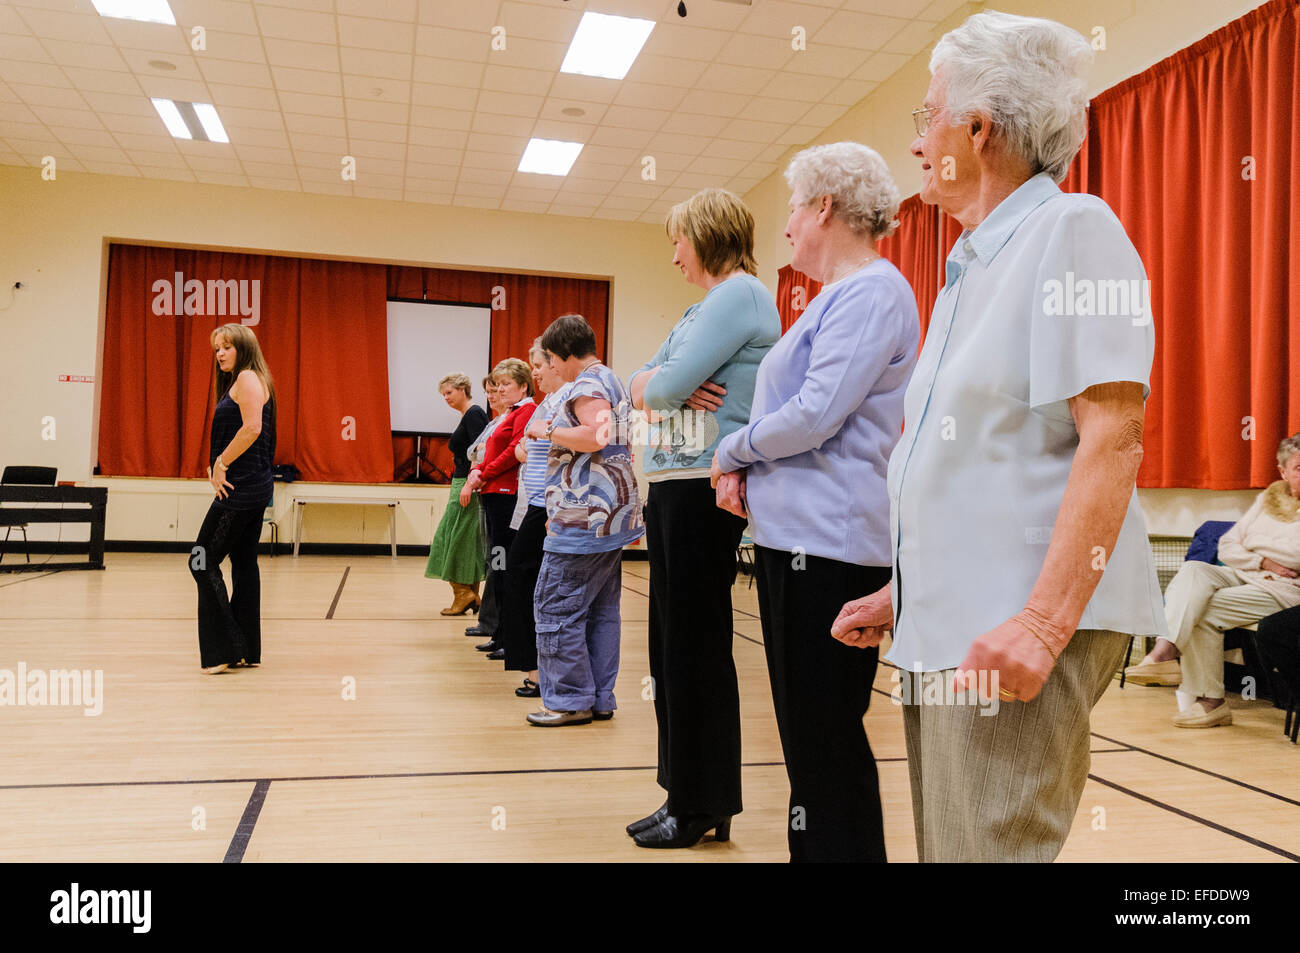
[
  {"x1": 1164, "y1": 561, "x2": 1285, "y2": 699},
  {"x1": 901, "y1": 630, "x2": 1129, "y2": 862}
]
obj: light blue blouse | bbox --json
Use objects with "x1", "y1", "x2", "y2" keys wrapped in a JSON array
[
  {"x1": 633, "y1": 273, "x2": 780, "y2": 477},
  {"x1": 885, "y1": 173, "x2": 1168, "y2": 673}
]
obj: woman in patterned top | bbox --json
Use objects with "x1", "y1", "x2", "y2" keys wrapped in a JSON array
[{"x1": 523, "y1": 314, "x2": 644, "y2": 727}]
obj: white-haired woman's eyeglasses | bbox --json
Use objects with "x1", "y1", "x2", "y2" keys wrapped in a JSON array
[{"x1": 911, "y1": 104, "x2": 944, "y2": 137}]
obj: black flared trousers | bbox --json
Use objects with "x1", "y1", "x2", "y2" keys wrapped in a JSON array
[
  {"x1": 479, "y1": 493, "x2": 517, "y2": 640},
  {"x1": 646, "y1": 479, "x2": 747, "y2": 818},
  {"x1": 502, "y1": 504, "x2": 547, "y2": 672},
  {"x1": 754, "y1": 545, "x2": 890, "y2": 863},
  {"x1": 1257, "y1": 604, "x2": 1300, "y2": 707},
  {"x1": 191, "y1": 502, "x2": 265, "y2": 668}
]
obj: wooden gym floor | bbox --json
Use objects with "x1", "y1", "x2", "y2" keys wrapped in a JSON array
[{"x1": 0, "y1": 553, "x2": 1296, "y2": 863}]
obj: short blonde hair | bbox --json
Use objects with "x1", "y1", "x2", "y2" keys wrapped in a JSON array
[
  {"x1": 528, "y1": 336, "x2": 546, "y2": 365},
  {"x1": 437, "y1": 373, "x2": 471, "y2": 398},
  {"x1": 492, "y1": 357, "x2": 534, "y2": 397},
  {"x1": 665, "y1": 188, "x2": 757, "y2": 277},
  {"x1": 784, "y1": 142, "x2": 901, "y2": 239}
]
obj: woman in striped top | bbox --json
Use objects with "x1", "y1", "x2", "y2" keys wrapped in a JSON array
[{"x1": 500, "y1": 339, "x2": 570, "y2": 696}]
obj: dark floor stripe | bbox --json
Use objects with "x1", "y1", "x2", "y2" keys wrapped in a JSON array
[
  {"x1": 620, "y1": 579, "x2": 765, "y2": 647},
  {"x1": 1090, "y1": 731, "x2": 1300, "y2": 806},
  {"x1": 222, "y1": 779, "x2": 270, "y2": 864},
  {"x1": 325, "y1": 566, "x2": 350, "y2": 619},
  {"x1": 0, "y1": 762, "x2": 794, "y2": 792},
  {"x1": 1087, "y1": 773, "x2": 1300, "y2": 862},
  {"x1": 0, "y1": 570, "x2": 60, "y2": 588}
]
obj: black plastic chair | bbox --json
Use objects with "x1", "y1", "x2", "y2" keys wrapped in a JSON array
[{"x1": 0, "y1": 466, "x2": 58, "y2": 565}]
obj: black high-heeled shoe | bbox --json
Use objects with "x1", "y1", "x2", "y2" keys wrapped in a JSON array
[
  {"x1": 632, "y1": 813, "x2": 731, "y2": 849},
  {"x1": 626, "y1": 802, "x2": 668, "y2": 837}
]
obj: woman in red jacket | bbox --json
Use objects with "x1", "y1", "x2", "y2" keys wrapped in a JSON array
[{"x1": 461, "y1": 358, "x2": 537, "y2": 656}]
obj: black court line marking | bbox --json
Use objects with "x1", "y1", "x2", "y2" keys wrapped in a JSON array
[
  {"x1": 1087, "y1": 773, "x2": 1300, "y2": 862},
  {"x1": 222, "y1": 779, "x2": 270, "y2": 864},
  {"x1": 1089, "y1": 748, "x2": 1133, "y2": 754},
  {"x1": 325, "y1": 566, "x2": 350, "y2": 619},
  {"x1": 619, "y1": 579, "x2": 766, "y2": 647},
  {"x1": 0, "y1": 761, "x2": 793, "y2": 792},
  {"x1": 0, "y1": 570, "x2": 60, "y2": 589},
  {"x1": 1090, "y1": 731, "x2": 1300, "y2": 806}
]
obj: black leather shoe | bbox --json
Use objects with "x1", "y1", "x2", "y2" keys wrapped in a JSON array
[
  {"x1": 465, "y1": 625, "x2": 488, "y2": 637},
  {"x1": 486, "y1": 647, "x2": 505, "y2": 660},
  {"x1": 626, "y1": 802, "x2": 668, "y2": 837},
  {"x1": 475, "y1": 639, "x2": 499, "y2": 652},
  {"x1": 633, "y1": 814, "x2": 731, "y2": 849},
  {"x1": 515, "y1": 678, "x2": 539, "y2": 698},
  {"x1": 593, "y1": 710, "x2": 613, "y2": 721}
]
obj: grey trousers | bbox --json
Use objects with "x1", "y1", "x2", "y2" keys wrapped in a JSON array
[{"x1": 901, "y1": 630, "x2": 1129, "y2": 862}]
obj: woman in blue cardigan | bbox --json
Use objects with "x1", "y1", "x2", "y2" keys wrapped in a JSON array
[{"x1": 627, "y1": 188, "x2": 780, "y2": 848}]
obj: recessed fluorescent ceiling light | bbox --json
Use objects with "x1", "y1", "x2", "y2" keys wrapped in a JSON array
[
  {"x1": 193, "y1": 102, "x2": 229, "y2": 143},
  {"x1": 518, "y1": 138, "x2": 584, "y2": 176},
  {"x1": 152, "y1": 99, "x2": 229, "y2": 143},
  {"x1": 151, "y1": 98, "x2": 190, "y2": 139},
  {"x1": 91, "y1": 0, "x2": 176, "y2": 25},
  {"x1": 560, "y1": 11, "x2": 655, "y2": 80}
]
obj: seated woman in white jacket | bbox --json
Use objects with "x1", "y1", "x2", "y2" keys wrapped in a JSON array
[{"x1": 1126, "y1": 434, "x2": 1300, "y2": 726}]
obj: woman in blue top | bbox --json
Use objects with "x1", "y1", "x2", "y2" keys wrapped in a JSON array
[
  {"x1": 712, "y1": 143, "x2": 919, "y2": 861},
  {"x1": 192, "y1": 323, "x2": 277, "y2": 675},
  {"x1": 627, "y1": 189, "x2": 781, "y2": 849}
]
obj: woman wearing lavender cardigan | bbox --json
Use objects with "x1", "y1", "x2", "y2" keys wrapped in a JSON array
[{"x1": 711, "y1": 143, "x2": 919, "y2": 862}]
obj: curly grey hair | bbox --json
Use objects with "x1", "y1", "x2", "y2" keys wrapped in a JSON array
[
  {"x1": 1278, "y1": 434, "x2": 1300, "y2": 468},
  {"x1": 784, "y1": 142, "x2": 901, "y2": 239},
  {"x1": 930, "y1": 10, "x2": 1093, "y2": 183}
]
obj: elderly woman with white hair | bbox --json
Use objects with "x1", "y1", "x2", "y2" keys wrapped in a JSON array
[
  {"x1": 711, "y1": 142, "x2": 919, "y2": 862},
  {"x1": 830, "y1": 11, "x2": 1165, "y2": 862},
  {"x1": 1125, "y1": 434, "x2": 1300, "y2": 726}
]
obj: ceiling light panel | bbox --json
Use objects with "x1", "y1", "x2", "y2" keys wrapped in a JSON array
[
  {"x1": 517, "y1": 138, "x2": 584, "y2": 176},
  {"x1": 91, "y1": 0, "x2": 176, "y2": 25},
  {"x1": 560, "y1": 12, "x2": 655, "y2": 81}
]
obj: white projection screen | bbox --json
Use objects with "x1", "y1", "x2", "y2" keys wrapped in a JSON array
[{"x1": 387, "y1": 299, "x2": 492, "y2": 435}]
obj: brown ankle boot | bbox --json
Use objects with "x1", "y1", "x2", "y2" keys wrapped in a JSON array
[{"x1": 442, "y1": 583, "x2": 480, "y2": 616}]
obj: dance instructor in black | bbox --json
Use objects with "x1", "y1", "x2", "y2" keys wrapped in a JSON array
[{"x1": 191, "y1": 323, "x2": 276, "y2": 675}]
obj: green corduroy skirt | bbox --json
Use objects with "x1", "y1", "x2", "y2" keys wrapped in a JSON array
[{"x1": 425, "y1": 477, "x2": 487, "y2": 584}]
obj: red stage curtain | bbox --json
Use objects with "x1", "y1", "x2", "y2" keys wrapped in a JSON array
[
  {"x1": 386, "y1": 267, "x2": 609, "y2": 368},
  {"x1": 774, "y1": 264, "x2": 822, "y2": 334},
  {"x1": 101, "y1": 244, "x2": 392, "y2": 483},
  {"x1": 385, "y1": 266, "x2": 610, "y2": 479},
  {"x1": 879, "y1": 194, "x2": 944, "y2": 342},
  {"x1": 101, "y1": 247, "x2": 608, "y2": 483},
  {"x1": 1088, "y1": 0, "x2": 1299, "y2": 488}
]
